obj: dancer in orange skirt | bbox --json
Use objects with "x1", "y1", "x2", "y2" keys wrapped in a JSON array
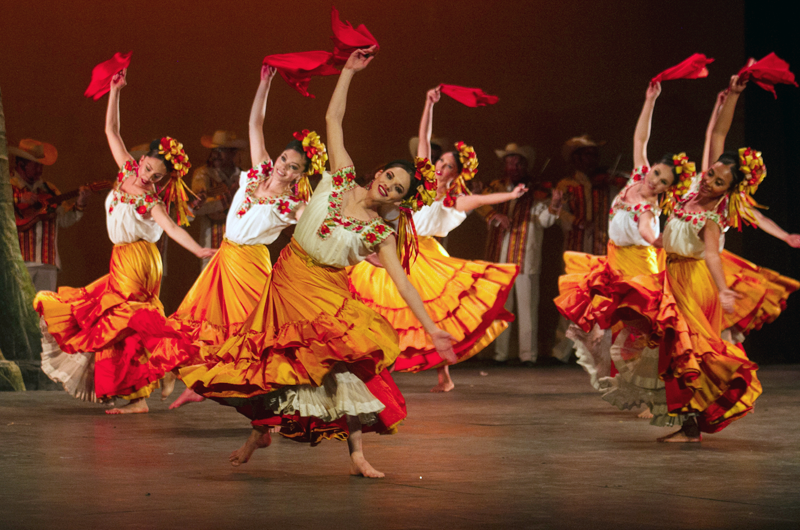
[
  {"x1": 180, "y1": 48, "x2": 456, "y2": 477},
  {"x1": 34, "y1": 68, "x2": 216, "y2": 414},
  {"x1": 349, "y1": 87, "x2": 531, "y2": 392},
  {"x1": 166, "y1": 65, "x2": 324, "y2": 409}
]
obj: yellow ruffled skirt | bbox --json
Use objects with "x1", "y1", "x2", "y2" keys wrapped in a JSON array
[
  {"x1": 35, "y1": 240, "x2": 178, "y2": 400},
  {"x1": 180, "y1": 238, "x2": 406, "y2": 444},
  {"x1": 348, "y1": 236, "x2": 518, "y2": 372}
]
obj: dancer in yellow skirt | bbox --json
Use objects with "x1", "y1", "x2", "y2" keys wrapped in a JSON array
[
  {"x1": 180, "y1": 48, "x2": 457, "y2": 477},
  {"x1": 166, "y1": 65, "x2": 324, "y2": 409},
  {"x1": 34, "y1": 68, "x2": 216, "y2": 414},
  {"x1": 350, "y1": 86, "x2": 531, "y2": 392}
]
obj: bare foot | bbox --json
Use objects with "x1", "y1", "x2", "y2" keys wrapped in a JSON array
[
  {"x1": 657, "y1": 428, "x2": 701, "y2": 443},
  {"x1": 430, "y1": 366, "x2": 455, "y2": 393},
  {"x1": 349, "y1": 451, "x2": 385, "y2": 478},
  {"x1": 161, "y1": 372, "x2": 177, "y2": 401},
  {"x1": 169, "y1": 387, "x2": 206, "y2": 410},
  {"x1": 638, "y1": 408, "x2": 654, "y2": 419},
  {"x1": 105, "y1": 398, "x2": 149, "y2": 415},
  {"x1": 229, "y1": 428, "x2": 271, "y2": 466}
]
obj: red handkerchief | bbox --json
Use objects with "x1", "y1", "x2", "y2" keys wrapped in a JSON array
[
  {"x1": 651, "y1": 53, "x2": 714, "y2": 84},
  {"x1": 737, "y1": 53, "x2": 798, "y2": 99},
  {"x1": 263, "y1": 51, "x2": 339, "y2": 98},
  {"x1": 440, "y1": 84, "x2": 499, "y2": 107},
  {"x1": 84, "y1": 51, "x2": 132, "y2": 100},
  {"x1": 330, "y1": 6, "x2": 379, "y2": 65}
]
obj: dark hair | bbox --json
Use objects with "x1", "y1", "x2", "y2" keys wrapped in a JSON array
[
  {"x1": 654, "y1": 153, "x2": 678, "y2": 184},
  {"x1": 145, "y1": 139, "x2": 175, "y2": 175},
  {"x1": 716, "y1": 151, "x2": 746, "y2": 191},
  {"x1": 382, "y1": 159, "x2": 418, "y2": 200},
  {"x1": 284, "y1": 140, "x2": 311, "y2": 172},
  {"x1": 443, "y1": 150, "x2": 464, "y2": 175}
]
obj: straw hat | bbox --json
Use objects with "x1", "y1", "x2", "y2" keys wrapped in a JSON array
[
  {"x1": 494, "y1": 142, "x2": 536, "y2": 173},
  {"x1": 8, "y1": 139, "x2": 58, "y2": 166},
  {"x1": 408, "y1": 135, "x2": 450, "y2": 158},
  {"x1": 201, "y1": 130, "x2": 247, "y2": 149},
  {"x1": 561, "y1": 135, "x2": 605, "y2": 162}
]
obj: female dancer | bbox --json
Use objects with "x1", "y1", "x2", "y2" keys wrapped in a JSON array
[
  {"x1": 555, "y1": 81, "x2": 692, "y2": 400},
  {"x1": 350, "y1": 86, "x2": 528, "y2": 392},
  {"x1": 35, "y1": 69, "x2": 216, "y2": 414},
  {"x1": 179, "y1": 47, "x2": 456, "y2": 477},
  {"x1": 167, "y1": 65, "x2": 324, "y2": 409}
]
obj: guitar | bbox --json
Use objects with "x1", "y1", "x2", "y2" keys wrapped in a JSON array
[{"x1": 15, "y1": 180, "x2": 114, "y2": 230}]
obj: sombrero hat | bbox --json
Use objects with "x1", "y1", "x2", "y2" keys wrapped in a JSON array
[
  {"x1": 408, "y1": 135, "x2": 450, "y2": 158},
  {"x1": 8, "y1": 139, "x2": 58, "y2": 166},
  {"x1": 201, "y1": 130, "x2": 247, "y2": 149},
  {"x1": 494, "y1": 142, "x2": 536, "y2": 173}
]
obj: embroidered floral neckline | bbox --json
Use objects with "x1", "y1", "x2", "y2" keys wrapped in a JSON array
[
  {"x1": 317, "y1": 166, "x2": 394, "y2": 249},
  {"x1": 671, "y1": 191, "x2": 727, "y2": 230},
  {"x1": 608, "y1": 166, "x2": 660, "y2": 223},
  {"x1": 109, "y1": 160, "x2": 160, "y2": 216},
  {"x1": 235, "y1": 160, "x2": 300, "y2": 219}
]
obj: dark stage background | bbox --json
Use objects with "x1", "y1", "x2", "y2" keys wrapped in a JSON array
[{"x1": 1, "y1": 1, "x2": 796, "y2": 362}]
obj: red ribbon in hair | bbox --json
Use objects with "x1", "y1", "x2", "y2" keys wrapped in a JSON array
[
  {"x1": 439, "y1": 84, "x2": 499, "y2": 107},
  {"x1": 263, "y1": 51, "x2": 339, "y2": 98},
  {"x1": 84, "y1": 51, "x2": 132, "y2": 100},
  {"x1": 330, "y1": 6, "x2": 379, "y2": 66},
  {"x1": 737, "y1": 53, "x2": 798, "y2": 99},
  {"x1": 651, "y1": 53, "x2": 714, "y2": 84}
]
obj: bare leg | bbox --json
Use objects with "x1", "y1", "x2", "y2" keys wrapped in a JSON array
[
  {"x1": 169, "y1": 387, "x2": 206, "y2": 410},
  {"x1": 430, "y1": 365, "x2": 455, "y2": 393},
  {"x1": 347, "y1": 415, "x2": 384, "y2": 478},
  {"x1": 229, "y1": 426, "x2": 272, "y2": 466},
  {"x1": 105, "y1": 397, "x2": 149, "y2": 415},
  {"x1": 638, "y1": 407, "x2": 654, "y2": 419},
  {"x1": 160, "y1": 372, "x2": 177, "y2": 401},
  {"x1": 657, "y1": 417, "x2": 702, "y2": 443}
]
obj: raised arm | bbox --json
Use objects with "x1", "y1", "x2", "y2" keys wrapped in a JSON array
[
  {"x1": 150, "y1": 203, "x2": 216, "y2": 259},
  {"x1": 376, "y1": 237, "x2": 456, "y2": 363},
  {"x1": 249, "y1": 65, "x2": 277, "y2": 167},
  {"x1": 708, "y1": 75, "x2": 747, "y2": 165},
  {"x1": 633, "y1": 82, "x2": 661, "y2": 169},
  {"x1": 105, "y1": 69, "x2": 135, "y2": 168},
  {"x1": 325, "y1": 46, "x2": 376, "y2": 172},
  {"x1": 416, "y1": 88, "x2": 441, "y2": 159},
  {"x1": 702, "y1": 90, "x2": 728, "y2": 171}
]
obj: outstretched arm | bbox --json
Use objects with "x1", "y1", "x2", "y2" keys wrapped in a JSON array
[
  {"x1": 376, "y1": 237, "x2": 456, "y2": 363},
  {"x1": 326, "y1": 46, "x2": 376, "y2": 172},
  {"x1": 702, "y1": 90, "x2": 728, "y2": 171},
  {"x1": 249, "y1": 65, "x2": 277, "y2": 167},
  {"x1": 633, "y1": 82, "x2": 660, "y2": 169},
  {"x1": 416, "y1": 88, "x2": 440, "y2": 159},
  {"x1": 752, "y1": 210, "x2": 800, "y2": 247},
  {"x1": 708, "y1": 75, "x2": 748, "y2": 165},
  {"x1": 150, "y1": 204, "x2": 216, "y2": 259},
  {"x1": 105, "y1": 69, "x2": 135, "y2": 168},
  {"x1": 454, "y1": 184, "x2": 527, "y2": 212}
]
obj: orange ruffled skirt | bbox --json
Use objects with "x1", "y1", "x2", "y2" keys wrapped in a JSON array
[
  {"x1": 180, "y1": 238, "x2": 406, "y2": 445},
  {"x1": 34, "y1": 240, "x2": 181, "y2": 400},
  {"x1": 348, "y1": 236, "x2": 518, "y2": 372}
]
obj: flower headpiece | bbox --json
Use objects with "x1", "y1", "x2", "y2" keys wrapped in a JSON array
[
  {"x1": 292, "y1": 129, "x2": 328, "y2": 202},
  {"x1": 157, "y1": 137, "x2": 194, "y2": 226},
  {"x1": 660, "y1": 152, "x2": 696, "y2": 216},
  {"x1": 396, "y1": 157, "x2": 438, "y2": 272},
  {"x1": 727, "y1": 147, "x2": 767, "y2": 230},
  {"x1": 448, "y1": 141, "x2": 479, "y2": 197}
]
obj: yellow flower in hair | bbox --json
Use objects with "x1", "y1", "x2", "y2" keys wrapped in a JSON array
[
  {"x1": 293, "y1": 129, "x2": 328, "y2": 177},
  {"x1": 660, "y1": 152, "x2": 696, "y2": 216},
  {"x1": 450, "y1": 141, "x2": 479, "y2": 196},
  {"x1": 728, "y1": 147, "x2": 767, "y2": 231}
]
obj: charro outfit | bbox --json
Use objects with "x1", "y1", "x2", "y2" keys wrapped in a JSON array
[
  {"x1": 34, "y1": 161, "x2": 181, "y2": 402},
  {"x1": 11, "y1": 172, "x2": 83, "y2": 292},
  {"x1": 180, "y1": 166, "x2": 406, "y2": 445},
  {"x1": 349, "y1": 196, "x2": 518, "y2": 372},
  {"x1": 478, "y1": 179, "x2": 558, "y2": 362}
]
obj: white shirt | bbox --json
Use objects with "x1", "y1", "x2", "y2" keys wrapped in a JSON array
[
  {"x1": 412, "y1": 199, "x2": 467, "y2": 238},
  {"x1": 104, "y1": 163, "x2": 164, "y2": 245}
]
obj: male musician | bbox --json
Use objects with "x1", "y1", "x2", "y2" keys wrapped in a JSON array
[
  {"x1": 477, "y1": 143, "x2": 563, "y2": 365},
  {"x1": 191, "y1": 130, "x2": 247, "y2": 270},
  {"x1": 10, "y1": 139, "x2": 89, "y2": 292}
]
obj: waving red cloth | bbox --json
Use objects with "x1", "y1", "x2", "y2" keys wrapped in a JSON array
[
  {"x1": 84, "y1": 51, "x2": 132, "y2": 100},
  {"x1": 737, "y1": 53, "x2": 798, "y2": 99},
  {"x1": 330, "y1": 6, "x2": 379, "y2": 65},
  {"x1": 263, "y1": 51, "x2": 339, "y2": 98},
  {"x1": 651, "y1": 53, "x2": 714, "y2": 84},
  {"x1": 440, "y1": 84, "x2": 499, "y2": 107}
]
